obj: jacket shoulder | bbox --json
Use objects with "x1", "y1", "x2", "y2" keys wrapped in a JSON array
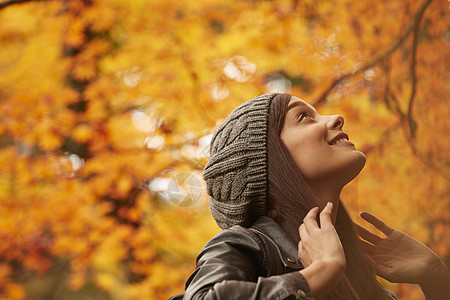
[{"x1": 198, "y1": 224, "x2": 267, "y2": 269}]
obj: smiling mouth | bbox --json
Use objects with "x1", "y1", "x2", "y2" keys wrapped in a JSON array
[
  {"x1": 332, "y1": 137, "x2": 349, "y2": 145},
  {"x1": 329, "y1": 133, "x2": 356, "y2": 147},
  {"x1": 331, "y1": 138, "x2": 355, "y2": 148}
]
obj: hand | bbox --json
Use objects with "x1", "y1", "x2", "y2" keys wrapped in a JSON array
[
  {"x1": 298, "y1": 202, "x2": 346, "y2": 298},
  {"x1": 356, "y1": 211, "x2": 445, "y2": 285},
  {"x1": 298, "y1": 202, "x2": 345, "y2": 269}
]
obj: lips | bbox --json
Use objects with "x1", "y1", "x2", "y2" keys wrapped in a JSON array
[{"x1": 329, "y1": 132, "x2": 350, "y2": 145}]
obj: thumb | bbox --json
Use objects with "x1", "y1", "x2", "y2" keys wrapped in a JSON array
[
  {"x1": 365, "y1": 254, "x2": 389, "y2": 279},
  {"x1": 374, "y1": 263, "x2": 392, "y2": 280}
]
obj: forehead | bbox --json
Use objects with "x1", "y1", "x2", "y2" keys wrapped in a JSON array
[{"x1": 287, "y1": 96, "x2": 316, "y2": 112}]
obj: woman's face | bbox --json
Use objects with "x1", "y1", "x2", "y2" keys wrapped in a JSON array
[{"x1": 280, "y1": 96, "x2": 366, "y2": 191}]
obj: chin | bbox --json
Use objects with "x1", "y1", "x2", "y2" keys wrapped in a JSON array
[
  {"x1": 356, "y1": 151, "x2": 367, "y2": 170},
  {"x1": 346, "y1": 152, "x2": 367, "y2": 183},
  {"x1": 332, "y1": 152, "x2": 367, "y2": 187},
  {"x1": 300, "y1": 151, "x2": 367, "y2": 188}
]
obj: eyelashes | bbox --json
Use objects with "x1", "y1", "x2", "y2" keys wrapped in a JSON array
[{"x1": 297, "y1": 111, "x2": 313, "y2": 123}]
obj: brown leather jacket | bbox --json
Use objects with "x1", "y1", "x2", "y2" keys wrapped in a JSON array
[
  {"x1": 182, "y1": 216, "x2": 397, "y2": 300},
  {"x1": 184, "y1": 216, "x2": 314, "y2": 300}
]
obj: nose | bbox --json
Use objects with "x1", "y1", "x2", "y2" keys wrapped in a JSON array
[{"x1": 327, "y1": 115, "x2": 344, "y2": 130}]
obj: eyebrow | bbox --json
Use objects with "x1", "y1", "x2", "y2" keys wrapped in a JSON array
[{"x1": 287, "y1": 101, "x2": 308, "y2": 112}]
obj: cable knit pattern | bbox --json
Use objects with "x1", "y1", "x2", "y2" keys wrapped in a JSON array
[{"x1": 202, "y1": 93, "x2": 279, "y2": 229}]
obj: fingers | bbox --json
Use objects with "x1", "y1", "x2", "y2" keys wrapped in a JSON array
[
  {"x1": 299, "y1": 207, "x2": 319, "y2": 239},
  {"x1": 299, "y1": 223, "x2": 308, "y2": 240},
  {"x1": 306, "y1": 206, "x2": 320, "y2": 219},
  {"x1": 299, "y1": 203, "x2": 333, "y2": 240},
  {"x1": 360, "y1": 211, "x2": 395, "y2": 236},
  {"x1": 355, "y1": 223, "x2": 383, "y2": 245},
  {"x1": 298, "y1": 203, "x2": 342, "y2": 270},
  {"x1": 303, "y1": 207, "x2": 319, "y2": 229},
  {"x1": 297, "y1": 240, "x2": 311, "y2": 267},
  {"x1": 319, "y1": 202, "x2": 333, "y2": 228}
]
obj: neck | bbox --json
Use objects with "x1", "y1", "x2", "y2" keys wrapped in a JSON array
[{"x1": 308, "y1": 184, "x2": 342, "y2": 224}]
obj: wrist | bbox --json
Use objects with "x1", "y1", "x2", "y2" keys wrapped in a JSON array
[
  {"x1": 418, "y1": 256, "x2": 448, "y2": 286},
  {"x1": 418, "y1": 259, "x2": 450, "y2": 300},
  {"x1": 299, "y1": 260, "x2": 345, "y2": 298},
  {"x1": 419, "y1": 260, "x2": 449, "y2": 286}
]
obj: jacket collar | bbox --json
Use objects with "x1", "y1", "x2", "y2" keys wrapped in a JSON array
[{"x1": 251, "y1": 216, "x2": 304, "y2": 269}]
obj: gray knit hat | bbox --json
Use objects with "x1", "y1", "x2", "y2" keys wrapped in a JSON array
[{"x1": 202, "y1": 93, "x2": 279, "y2": 229}]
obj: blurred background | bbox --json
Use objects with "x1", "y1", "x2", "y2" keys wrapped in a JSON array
[{"x1": 0, "y1": 0, "x2": 448, "y2": 299}]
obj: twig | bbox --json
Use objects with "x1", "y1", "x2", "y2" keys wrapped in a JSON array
[
  {"x1": 313, "y1": 0, "x2": 433, "y2": 106},
  {"x1": 406, "y1": 10, "x2": 423, "y2": 138}
]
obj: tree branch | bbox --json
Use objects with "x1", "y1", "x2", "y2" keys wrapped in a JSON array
[
  {"x1": 406, "y1": 7, "x2": 423, "y2": 138},
  {"x1": 0, "y1": 0, "x2": 37, "y2": 10},
  {"x1": 313, "y1": 0, "x2": 433, "y2": 106}
]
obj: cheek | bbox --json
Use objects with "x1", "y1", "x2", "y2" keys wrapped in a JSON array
[
  {"x1": 281, "y1": 132, "x2": 322, "y2": 179},
  {"x1": 290, "y1": 150, "x2": 327, "y2": 181}
]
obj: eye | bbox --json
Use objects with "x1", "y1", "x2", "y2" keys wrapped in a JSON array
[{"x1": 297, "y1": 111, "x2": 312, "y2": 123}]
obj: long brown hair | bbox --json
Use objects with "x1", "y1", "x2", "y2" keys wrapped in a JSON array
[{"x1": 267, "y1": 93, "x2": 391, "y2": 299}]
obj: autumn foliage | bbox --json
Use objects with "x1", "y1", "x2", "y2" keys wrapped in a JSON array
[{"x1": 0, "y1": 0, "x2": 448, "y2": 299}]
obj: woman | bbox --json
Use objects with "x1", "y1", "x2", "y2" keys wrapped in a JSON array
[{"x1": 181, "y1": 93, "x2": 449, "y2": 299}]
